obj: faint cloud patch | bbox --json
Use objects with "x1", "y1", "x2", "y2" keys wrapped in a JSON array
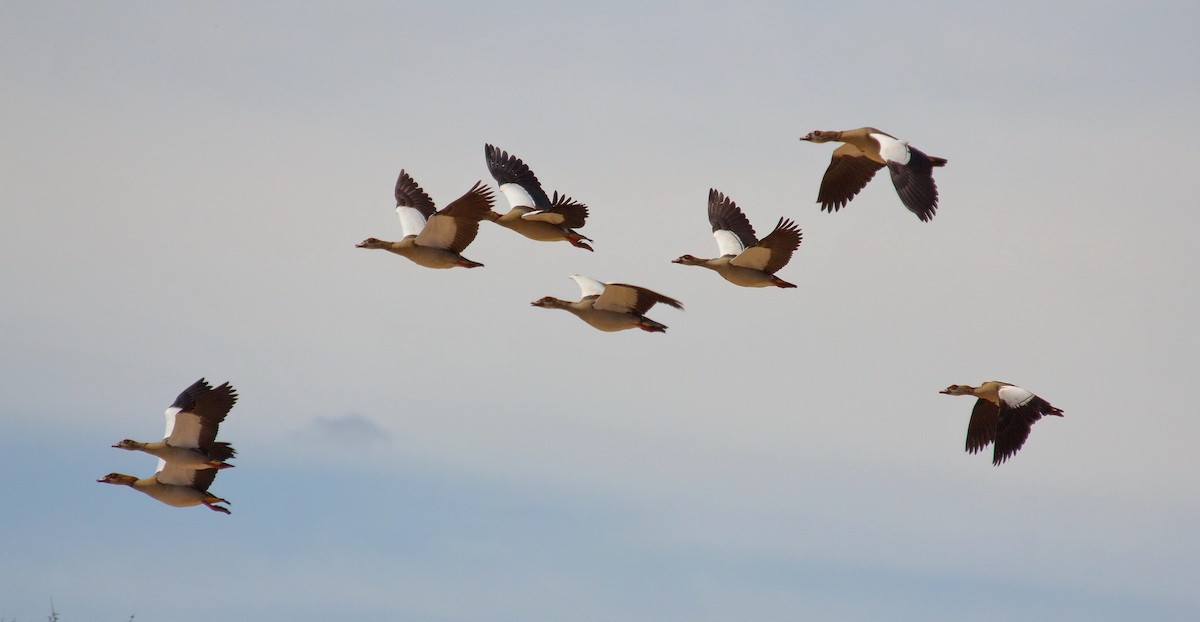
[{"x1": 294, "y1": 413, "x2": 393, "y2": 449}]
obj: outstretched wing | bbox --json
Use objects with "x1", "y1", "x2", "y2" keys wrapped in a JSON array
[
  {"x1": 484, "y1": 144, "x2": 552, "y2": 210},
  {"x1": 815, "y1": 144, "x2": 884, "y2": 212},
  {"x1": 887, "y1": 146, "x2": 939, "y2": 222},
  {"x1": 165, "y1": 379, "x2": 237, "y2": 453},
  {"x1": 731, "y1": 218, "x2": 801, "y2": 274},
  {"x1": 394, "y1": 170, "x2": 437, "y2": 237},
  {"x1": 522, "y1": 192, "x2": 589, "y2": 229},
  {"x1": 965, "y1": 398, "x2": 998, "y2": 455},
  {"x1": 417, "y1": 182, "x2": 494, "y2": 252},
  {"x1": 598, "y1": 284, "x2": 683, "y2": 315},
  {"x1": 708, "y1": 189, "x2": 757, "y2": 256},
  {"x1": 993, "y1": 387, "x2": 1062, "y2": 465}
]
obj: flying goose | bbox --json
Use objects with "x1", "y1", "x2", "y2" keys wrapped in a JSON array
[
  {"x1": 112, "y1": 378, "x2": 237, "y2": 471},
  {"x1": 98, "y1": 468, "x2": 231, "y2": 514},
  {"x1": 673, "y1": 189, "x2": 802, "y2": 288},
  {"x1": 799, "y1": 127, "x2": 946, "y2": 221},
  {"x1": 939, "y1": 381, "x2": 1064, "y2": 465},
  {"x1": 483, "y1": 144, "x2": 593, "y2": 251},
  {"x1": 531, "y1": 275, "x2": 683, "y2": 333},
  {"x1": 357, "y1": 170, "x2": 495, "y2": 268}
]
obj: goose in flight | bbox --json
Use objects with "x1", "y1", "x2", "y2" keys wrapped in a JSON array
[
  {"x1": 483, "y1": 144, "x2": 593, "y2": 251},
  {"x1": 673, "y1": 189, "x2": 802, "y2": 288},
  {"x1": 799, "y1": 127, "x2": 946, "y2": 221},
  {"x1": 98, "y1": 468, "x2": 231, "y2": 514},
  {"x1": 531, "y1": 275, "x2": 682, "y2": 333},
  {"x1": 939, "y1": 381, "x2": 1063, "y2": 465},
  {"x1": 112, "y1": 378, "x2": 237, "y2": 471},
  {"x1": 101, "y1": 378, "x2": 238, "y2": 513},
  {"x1": 357, "y1": 170, "x2": 494, "y2": 268}
]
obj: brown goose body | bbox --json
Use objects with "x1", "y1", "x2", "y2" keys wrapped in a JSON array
[
  {"x1": 98, "y1": 471, "x2": 231, "y2": 514},
  {"x1": 484, "y1": 145, "x2": 593, "y2": 251},
  {"x1": 532, "y1": 275, "x2": 683, "y2": 333},
  {"x1": 674, "y1": 189, "x2": 801, "y2": 288},
  {"x1": 800, "y1": 127, "x2": 946, "y2": 222},
  {"x1": 357, "y1": 170, "x2": 494, "y2": 269},
  {"x1": 939, "y1": 381, "x2": 1064, "y2": 465}
]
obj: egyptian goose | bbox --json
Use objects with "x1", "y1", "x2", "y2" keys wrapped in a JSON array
[
  {"x1": 356, "y1": 170, "x2": 494, "y2": 268},
  {"x1": 483, "y1": 144, "x2": 593, "y2": 251},
  {"x1": 673, "y1": 189, "x2": 802, "y2": 288},
  {"x1": 112, "y1": 378, "x2": 237, "y2": 471},
  {"x1": 531, "y1": 275, "x2": 683, "y2": 333},
  {"x1": 98, "y1": 468, "x2": 230, "y2": 514},
  {"x1": 939, "y1": 381, "x2": 1064, "y2": 465},
  {"x1": 799, "y1": 127, "x2": 946, "y2": 221}
]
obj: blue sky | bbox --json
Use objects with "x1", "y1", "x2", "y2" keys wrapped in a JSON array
[{"x1": 2, "y1": 2, "x2": 1198, "y2": 620}]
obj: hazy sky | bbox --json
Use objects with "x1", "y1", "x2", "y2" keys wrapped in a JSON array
[{"x1": 3, "y1": 2, "x2": 1198, "y2": 620}]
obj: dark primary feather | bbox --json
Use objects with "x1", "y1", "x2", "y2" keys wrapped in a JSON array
[
  {"x1": 965, "y1": 398, "x2": 999, "y2": 454},
  {"x1": 436, "y1": 182, "x2": 495, "y2": 253},
  {"x1": 886, "y1": 147, "x2": 939, "y2": 222},
  {"x1": 394, "y1": 170, "x2": 438, "y2": 218},
  {"x1": 993, "y1": 396, "x2": 1063, "y2": 465},
  {"x1": 611, "y1": 284, "x2": 684, "y2": 314},
  {"x1": 816, "y1": 147, "x2": 884, "y2": 212},
  {"x1": 191, "y1": 381, "x2": 237, "y2": 451},
  {"x1": 708, "y1": 189, "x2": 757, "y2": 247},
  {"x1": 206, "y1": 441, "x2": 236, "y2": 462},
  {"x1": 545, "y1": 191, "x2": 589, "y2": 228},
  {"x1": 190, "y1": 468, "x2": 220, "y2": 493},
  {"x1": 484, "y1": 144, "x2": 552, "y2": 209},
  {"x1": 754, "y1": 218, "x2": 803, "y2": 274},
  {"x1": 170, "y1": 378, "x2": 214, "y2": 412}
]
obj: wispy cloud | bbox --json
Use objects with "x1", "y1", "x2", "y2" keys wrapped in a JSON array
[{"x1": 293, "y1": 413, "x2": 393, "y2": 449}]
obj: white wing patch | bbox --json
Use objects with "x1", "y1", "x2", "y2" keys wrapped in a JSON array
[
  {"x1": 163, "y1": 406, "x2": 181, "y2": 439},
  {"x1": 998, "y1": 385, "x2": 1036, "y2": 409},
  {"x1": 395, "y1": 206, "x2": 428, "y2": 238},
  {"x1": 569, "y1": 274, "x2": 606, "y2": 298},
  {"x1": 871, "y1": 132, "x2": 911, "y2": 165},
  {"x1": 166, "y1": 410, "x2": 203, "y2": 449},
  {"x1": 713, "y1": 229, "x2": 746, "y2": 257},
  {"x1": 499, "y1": 183, "x2": 537, "y2": 209}
]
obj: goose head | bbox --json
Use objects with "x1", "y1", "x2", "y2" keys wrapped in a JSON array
[
  {"x1": 939, "y1": 384, "x2": 976, "y2": 396},
  {"x1": 531, "y1": 296, "x2": 568, "y2": 309},
  {"x1": 112, "y1": 439, "x2": 143, "y2": 450},
  {"x1": 356, "y1": 237, "x2": 388, "y2": 249},
  {"x1": 672, "y1": 254, "x2": 706, "y2": 266},
  {"x1": 97, "y1": 473, "x2": 137, "y2": 486},
  {"x1": 799, "y1": 131, "x2": 838, "y2": 143}
]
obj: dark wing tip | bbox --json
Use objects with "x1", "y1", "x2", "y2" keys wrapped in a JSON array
[
  {"x1": 171, "y1": 378, "x2": 213, "y2": 410},
  {"x1": 707, "y1": 188, "x2": 758, "y2": 245}
]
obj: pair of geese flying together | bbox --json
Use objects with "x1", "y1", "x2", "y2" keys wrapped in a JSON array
[
  {"x1": 99, "y1": 379, "x2": 238, "y2": 514},
  {"x1": 355, "y1": 145, "x2": 593, "y2": 268}
]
